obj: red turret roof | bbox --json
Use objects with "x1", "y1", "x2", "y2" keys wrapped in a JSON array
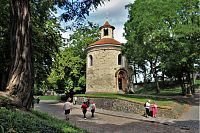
[
  {"x1": 99, "y1": 21, "x2": 115, "y2": 30},
  {"x1": 90, "y1": 38, "x2": 122, "y2": 46}
]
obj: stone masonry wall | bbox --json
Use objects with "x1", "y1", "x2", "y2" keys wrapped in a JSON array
[
  {"x1": 86, "y1": 46, "x2": 122, "y2": 93},
  {"x1": 77, "y1": 96, "x2": 181, "y2": 119}
]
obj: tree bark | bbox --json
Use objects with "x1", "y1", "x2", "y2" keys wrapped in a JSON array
[
  {"x1": 5, "y1": 0, "x2": 33, "y2": 109},
  {"x1": 178, "y1": 73, "x2": 186, "y2": 95},
  {"x1": 150, "y1": 61, "x2": 160, "y2": 93}
]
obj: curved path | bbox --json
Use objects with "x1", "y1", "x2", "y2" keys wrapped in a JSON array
[
  {"x1": 173, "y1": 88, "x2": 200, "y2": 132},
  {"x1": 35, "y1": 101, "x2": 195, "y2": 133}
]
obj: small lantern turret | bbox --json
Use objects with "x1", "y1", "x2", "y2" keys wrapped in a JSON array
[{"x1": 99, "y1": 21, "x2": 115, "y2": 39}]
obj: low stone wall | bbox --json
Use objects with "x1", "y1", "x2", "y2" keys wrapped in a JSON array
[{"x1": 76, "y1": 97, "x2": 182, "y2": 119}]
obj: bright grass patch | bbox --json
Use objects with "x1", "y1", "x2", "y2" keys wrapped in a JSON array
[
  {"x1": 0, "y1": 107, "x2": 87, "y2": 133},
  {"x1": 75, "y1": 93, "x2": 182, "y2": 107},
  {"x1": 39, "y1": 95, "x2": 61, "y2": 100}
]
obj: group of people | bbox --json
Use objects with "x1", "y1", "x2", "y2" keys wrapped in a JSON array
[
  {"x1": 81, "y1": 97, "x2": 96, "y2": 119},
  {"x1": 63, "y1": 97, "x2": 96, "y2": 120},
  {"x1": 63, "y1": 96, "x2": 158, "y2": 121},
  {"x1": 144, "y1": 99, "x2": 158, "y2": 118}
]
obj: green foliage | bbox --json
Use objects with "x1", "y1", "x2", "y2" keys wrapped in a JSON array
[
  {"x1": 0, "y1": 0, "x2": 63, "y2": 92},
  {"x1": 0, "y1": 125, "x2": 4, "y2": 133},
  {"x1": 48, "y1": 23, "x2": 99, "y2": 94},
  {"x1": 0, "y1": 107, "x2": 87, "y2": 133},
  {"x1": 0, "y1": 0, "x2": 108, "y2": 97},
  {"x1": 195, "y1": 80, "x2": 200, "y2": 85},
  {"x1": 30, "y1": 1, "x2": 63, "y2": 94},
  {"x1": 0, "y1": 0, "x2": 10, "y2": 90},
  {"x1": 123, "y1": 0, "x2": 200, "y2": 93},
  {"x1": 55, "y1": 0, "x2": 109, "y2": 28}
]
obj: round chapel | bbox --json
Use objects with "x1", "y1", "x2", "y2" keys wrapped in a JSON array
[{"x1": 86, "y1": 21, "x2": 131, "y2": 93}]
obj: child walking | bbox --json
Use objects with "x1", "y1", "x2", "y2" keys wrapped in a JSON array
[
  {"x1": 63, "y1": 98, "x2": 72, "y2": 120},
  {"x1": 81, "y1": 101, "x2": 88, "y2": 120},
  {"x1": 89, "y1": 102, "x2": 96, "y2": 117}
]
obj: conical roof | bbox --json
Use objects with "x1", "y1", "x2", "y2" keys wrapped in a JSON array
[{"x1": 99, "y1": 21, "x2": 115, "y2": 30}]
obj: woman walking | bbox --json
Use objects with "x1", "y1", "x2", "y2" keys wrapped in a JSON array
[
  {"x1": 151, "y1": 101, "x2": 158, "y2": 118},
  {"x1": 144, "y1": 99, "x2": 151, "y2": 117}
]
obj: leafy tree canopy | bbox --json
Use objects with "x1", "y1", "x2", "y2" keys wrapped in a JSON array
[
  {"x1": 48, "y1": 23, "x2": 99, "y2": 94},
  {"x1": 123, "y1": 0, "x2": 200, "y2": 94}
]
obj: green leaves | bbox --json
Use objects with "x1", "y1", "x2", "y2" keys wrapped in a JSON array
[
  {"x1": 48, "y1": 23, "x2": 99, "y2": 94},
  {"x1": 124, "y1": 0, "x2": 200, "y2": 79},
  {"x1": 123, "y1": 0, "x2": 199, "y2": 94}
]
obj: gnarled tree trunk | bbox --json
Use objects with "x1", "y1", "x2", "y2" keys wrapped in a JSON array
[{"x1": 4, "y1": 0, "x2": 33, "y2": 109}]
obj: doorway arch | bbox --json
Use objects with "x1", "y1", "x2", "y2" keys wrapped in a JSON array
[{"x1": 115, "y1": 69, "x2": 128, "y2": 92}]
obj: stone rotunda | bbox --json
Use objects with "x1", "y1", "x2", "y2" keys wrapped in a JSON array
[{"x1": 85, "y1": 21, "x2": 132, "y2": 93}]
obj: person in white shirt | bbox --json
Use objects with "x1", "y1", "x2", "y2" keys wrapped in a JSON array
[
  {"x1": 73, "y1": 96, "x2": 77, "y2": 105},
  {"x1": 89, "y1": 102, "x2": 96, "y2": 117},
  {"x1": 63, "y1": 98, "x2": 72, "y2": 120},
  {"x1": 144, "y1": 99, "x2": 151, "y2": 117}
]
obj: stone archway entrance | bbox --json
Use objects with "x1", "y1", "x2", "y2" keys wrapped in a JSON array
[{"x1": 115, "y1": 69, "x2": 128, "y2": 92}]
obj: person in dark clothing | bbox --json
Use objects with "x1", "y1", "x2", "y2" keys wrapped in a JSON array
[
  {"x1": 31, "y1": 97, "x2": 35, "y2": 108},
  {"x1": 81, "y1": 102, "x2": 88, "y2": 120},
  {"x1": 86, "y1": 97, "x2": 90, "y2": 107},
  {"x1": 36, "y1": 97, "x2": 40, "y2": 104}
]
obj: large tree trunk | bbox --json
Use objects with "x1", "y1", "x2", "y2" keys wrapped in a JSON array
[
  {"x1": 151, "y1": 61, "x2": 160, "y2": 93},
  {"x1": 178, "y1": 73, "x2": 186, "y2": 95},
  {"x1": 5, "y1": 0, "x2": 33, "y2": 109}
]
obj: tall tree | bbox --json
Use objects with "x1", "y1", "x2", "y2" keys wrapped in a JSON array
[
  {"x1": 123, "y1": 0, "x2": 199, "y2": 94},
  {"x1": 0, "y1": 0, "x2": 109, "y2": 109},
  {"x1": 5, "y1": 0, "x2": 33, "y2": 107},
  {"x1": 30, "y1": 1, "x2": 63, "y2": 95},
  {"x1": 48, "y1": 23, "x2": 99, "y2": 94}
]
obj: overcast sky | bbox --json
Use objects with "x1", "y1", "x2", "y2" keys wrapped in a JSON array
[
  {"x1": 62, "y1": 0, "x2": 135, "y2": 43},
  {"x1": 86, "y1": 0, "x2": 134, "y2": 43}
]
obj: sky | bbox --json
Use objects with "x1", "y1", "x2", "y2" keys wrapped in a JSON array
[{"x1": 61, "y1": 0, "x2": 135, "y2": 43}]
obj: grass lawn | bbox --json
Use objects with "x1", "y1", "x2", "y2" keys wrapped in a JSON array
[
  {"x1": 134, "y1": 80, "x2": 200, "y2": 96},
  {"x1": 195, "y1": 79, "x2": 200, "y2": 84},
  {"x1": 0, "y1": 107, "x2": 87, "y2": 133},
  {"x1": 75, "y1": 93, "x2": 185, "y2": 108},
  {"x1": 38, "y1": 95, "x2": 61, "y2": 100},
  {"x1": 135, "y1": 86, "x2": 182, "y2": 96}
]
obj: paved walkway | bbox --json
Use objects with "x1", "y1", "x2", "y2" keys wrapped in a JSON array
[
  {"x1": 173, "y1": 88, "x2": 200, "y2": 132},
  {"x1": 35, "y1": 88, "x2": 199, "y2": 133}
]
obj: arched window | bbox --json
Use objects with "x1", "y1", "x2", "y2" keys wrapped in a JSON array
[
  {"x1": 118, "y1": 54, "x2": 122, "y2": 65},
  {"x1": 89, "y1": 55, "x2": 93, "y2": 67},
  {"x1": 104, "y1": 28, "x2": 108, "y2": 36}
]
